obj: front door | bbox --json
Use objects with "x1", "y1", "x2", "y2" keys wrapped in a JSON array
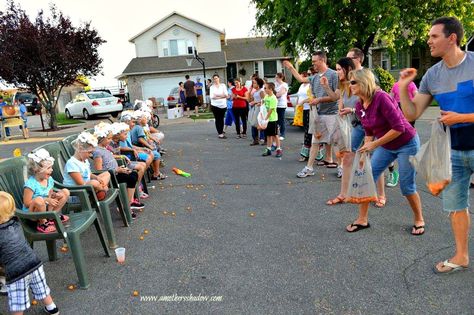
[{"x1": 226, "y1": 63, "x2": 237, "y2": 80}]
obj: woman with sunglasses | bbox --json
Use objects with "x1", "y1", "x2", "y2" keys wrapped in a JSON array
[{"x1": 345, "y1": 69, "x2": 424, "y2": 235}]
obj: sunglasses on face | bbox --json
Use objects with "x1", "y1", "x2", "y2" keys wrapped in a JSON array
[{"x1": 349, "y1": 80, "x2": 358, "y2": 85}]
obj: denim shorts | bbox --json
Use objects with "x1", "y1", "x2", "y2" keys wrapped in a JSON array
[
  {"x1": 371, "y1": 134, "x2": 420, "y2": 196},
  {"x1": 351, "y1": 124, "x2": 365, "y2": 152},
  {"x1": 442, "y1": 149, "x2": 474, "y2": 212}
]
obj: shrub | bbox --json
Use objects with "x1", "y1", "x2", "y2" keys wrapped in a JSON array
[{"x1": 372, "y1": 67, "x2": 395, "y2": 93}]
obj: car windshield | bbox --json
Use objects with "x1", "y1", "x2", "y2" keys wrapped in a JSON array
[
  {"x1": 86, "y1": 92, "x2": 112, "y2": 99},
  {"x1": 16, "y1": 93, "x2": 35, "y2": 102}
]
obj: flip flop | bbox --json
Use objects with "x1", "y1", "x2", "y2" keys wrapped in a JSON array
[
  {"x1": 374, "y1": 196, "x2": 386, "y2": 208},
  {"x1": 316, "y1": 160, "x2": 338, "y2": 168},
  {"x1": 326, "y1": 196, "x2": 346, "y2": 205},
  {"x1": 433, "y1": 260, "x2": 468, "y2": 274},
  {"x1": 346, "y1": 222, "x2": 371, "y2": 233},
  {"x1": 411, "y1": 225, "x2": 425, "y2": 236}
]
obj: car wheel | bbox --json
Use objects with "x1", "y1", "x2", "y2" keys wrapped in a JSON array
[
  {"x1": 65, "y1": 109, "x2": 72, "y2": 119},
  {"x1": 83, "y1": 109, "x2": 91, "y2": 120},
  {"x1": 111, "y1": 111, "x2": 120, "y2": 118}
]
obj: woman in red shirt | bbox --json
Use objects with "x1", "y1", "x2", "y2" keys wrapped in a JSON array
[{"x1": 232, "y1": 78, "x2": 249, "y2": 138}]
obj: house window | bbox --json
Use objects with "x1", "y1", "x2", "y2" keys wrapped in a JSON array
[
  {"x1": 263, "y1": 60, "x2": 277, "y2": 78},
  {"x1": 381, "y1": 51, "x2": 390, "y2": 70},
  {"x1": 163, "y1": 39, "x2": 194, "y2": 56},
  {"x1": 254, "y1": 62, "x2": 259, "y2": 75},
  {"x1": 390, "y1": 51, "x2": 407, "y2": 70}
]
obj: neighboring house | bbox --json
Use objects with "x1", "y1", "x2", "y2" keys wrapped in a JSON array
[{"x1": 117, "y1": 12, "x2": 289, "y2": 104}]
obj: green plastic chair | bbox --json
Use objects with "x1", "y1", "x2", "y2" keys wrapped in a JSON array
[
  {"x1": 0, "y1": 156, "x2": 110, "y2": 289},
  {"x1": 60, "y1": 133, "x2": 78, "y2": 158},
  {"x1": 35, "y1": 141, "x2": 129, "y2": 249}
]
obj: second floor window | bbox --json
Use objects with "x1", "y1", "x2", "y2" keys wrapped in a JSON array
[{"x1": 162, "y1": 39, "x2": 194, "y2": 57}]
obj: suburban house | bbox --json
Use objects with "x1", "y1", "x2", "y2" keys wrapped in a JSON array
[{"x1": 117, "y1": 12, "x2": 290, "y2": 104}]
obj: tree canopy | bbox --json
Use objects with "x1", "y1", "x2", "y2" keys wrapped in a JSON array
[
  {"x1": 251, "y1": 0, "x2": 474, "y2": 62},
  {"x1": 0, "y1": 0, "x2": 105, "y2": 129}
]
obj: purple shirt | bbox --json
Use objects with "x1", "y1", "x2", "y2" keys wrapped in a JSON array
[{"x1": 355, "y1": 90, "x2": 416, "y2": 150}]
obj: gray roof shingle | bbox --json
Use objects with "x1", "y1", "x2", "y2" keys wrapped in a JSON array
[
  {"x1": 119, "y1": 51, "x2": 226, "y2": 77},
  {"x1": 223, "y1": 37, "x2": 290, "y2": 62}
]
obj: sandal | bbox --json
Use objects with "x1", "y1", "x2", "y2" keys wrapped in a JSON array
[
  {"x1": 298, "y1": 156, "x2": 308, "y2": 162},
  {"x1": 346, "y1": 222, "x2": 371, "y2": 233},
  {"x1": 434, "y1": 260, "x2": 468, "y2": 274},
  {"x1": 37, "y1": 222, "x2": 57, "y2": 233},
  {"x1": 411, "y1": 225, "x2": 425, "y2": 236},
  {"x1": 60, "y1": 214, "x2": 69, "y2": 223},
  {"x1": 316, "y1": 160, "x2": 338, "y2": 168},
  {"x1": 326, "y1": 196, "x2": 346, "y2": 205},
  {"x1": 374, "y1": 196, "x2": 386, "y2": 208}
]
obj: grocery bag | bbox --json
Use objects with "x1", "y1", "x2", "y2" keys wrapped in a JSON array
[
  {"x1": 257, "y1": 105, "x2": 268, "y2": 130},
  {"x1": 346, "y1": 151, "x2": 378, "y2": 203},
  {"x1": 248, "y1": 105, "x2": 259, "y2": 127},
  {"x1": 333, "y1": 114, "x2": 352, "y2": 152},
  {"x1": 409, "y1": 120, "x2": 451, "y2": 196},
  {"x1": 292, "y1": 104, "x2": 304, "y2": 126}
]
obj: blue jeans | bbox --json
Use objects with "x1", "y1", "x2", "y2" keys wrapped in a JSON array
[
  {"x1": 442, "y1": 149, "x2": 474, "y2": 212},
  {"x1": 351, "y1": 124, "x2": 365, "y2": 152},
  {"x1": 251, "y1": 126, "x2": 265, "y2": 141},
  {"x1": 277, "y1": 108, "x2": 286, "y2": 137},
  {"x1": 224, "y1": 108, "x2": 235, "y2": 126},
  {"x1": 371, "y1": 135, "x2": 420, "y2": 196}
]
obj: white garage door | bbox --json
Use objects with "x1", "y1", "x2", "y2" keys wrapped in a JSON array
[{"x1": 142, "y1": 76, "x2": 184, "y2": 106}]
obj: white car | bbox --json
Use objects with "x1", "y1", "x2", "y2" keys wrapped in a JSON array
[{"x1": 65, "y1": 91, "x2": 123, "y2": 120}]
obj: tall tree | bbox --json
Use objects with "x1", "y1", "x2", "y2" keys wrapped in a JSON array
[
  {"x1": 251, "y1": 0, "x2": 474, "y2": 62},
  {"x1": 0, "y1": 1, "x2": 105, "y2": 129}
]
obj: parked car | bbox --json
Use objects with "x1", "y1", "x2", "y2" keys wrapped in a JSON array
[
  {"x1": 166, "y1": 87, "x2": 180, "y2": 109},
  {"x1": 65, "y1": 91, "x2": 123, "y2": 120},
  {"x1": 12, "y1": 91, "x2": 40, "y2": 114},
  {"x1": 284, "y1": 93, "x2": 298, "y2": 123}
]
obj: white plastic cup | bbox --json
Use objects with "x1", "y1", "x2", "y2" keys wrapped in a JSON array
[{"x1": 115, "y1": 247, "x2": 126, "y2": 264}]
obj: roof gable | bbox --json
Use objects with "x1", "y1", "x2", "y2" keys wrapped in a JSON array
[
  {"x1": 152, "y1": 23, "x2": 200, "y2": 39},
  {"x1": 129, "y1": 11, "x2": 224, "y2": 43},
  {"x1": 222, "y1": 37, "x2": 290, "y2": 62}
]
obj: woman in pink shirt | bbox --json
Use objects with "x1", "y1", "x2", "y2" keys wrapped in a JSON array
[{"x1": 346, "y1": 69, "x2": 425, "y2": 235}]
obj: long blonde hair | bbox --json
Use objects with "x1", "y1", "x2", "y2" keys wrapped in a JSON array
[
  {"x1": 348, "y1": 68, "x2": 377, "y2": 102},
  {"x1": 0, "y1": 192, "x2": 16, "y2": 224}
]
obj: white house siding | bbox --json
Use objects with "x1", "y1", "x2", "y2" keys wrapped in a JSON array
[
  {"x1": 134, "y1": 15, "x2": 222, "y2": 57},
  {"x1": 157, "y1": 27, "x2": 198, "y2": 57}
]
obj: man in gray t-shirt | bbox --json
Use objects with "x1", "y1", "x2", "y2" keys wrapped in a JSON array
[{"x1": 283, "y1": 51, "x2": 341, "y2": 176}]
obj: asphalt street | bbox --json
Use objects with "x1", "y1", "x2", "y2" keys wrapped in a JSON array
[{"x1": 0, "y1": 114, "x2": 473, "y2": 314}]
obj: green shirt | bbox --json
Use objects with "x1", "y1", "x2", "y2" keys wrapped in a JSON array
[{"x1": 264, "y1": 95, "x2": 278, "y2": 122}]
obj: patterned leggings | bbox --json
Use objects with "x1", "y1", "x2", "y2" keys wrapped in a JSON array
[{"x1": 301, "y1": 109, "x2": 312, "y2": 157}]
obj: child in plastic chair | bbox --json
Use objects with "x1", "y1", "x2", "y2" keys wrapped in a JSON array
[
  {"x1": 23, "y1": 149, "x2": 70, "y2": 233},
  {"x1": 63, "y1": 131, "x2": 111, "y2": 200},
  {"x1": 0, "y1": 191, "x2": 59, "y2": 315}
]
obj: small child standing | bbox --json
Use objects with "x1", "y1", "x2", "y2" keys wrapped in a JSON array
[
  {"x1": 0, "y1": 191, "x2": 59, "y2": 315},
  {"x1": 23, "y1": 149, "x2": 70, "y2": 233},
  {"x1": 262, "y1": 82, "x2": 282, "y2": 158},
  {"x1": 18, "y1": 98, "x2": 29, "y2": 139}
]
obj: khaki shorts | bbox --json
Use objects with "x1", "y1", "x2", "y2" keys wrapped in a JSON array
[{"x1": 311, "y1": 114, "x2": 337, "y2": 144}]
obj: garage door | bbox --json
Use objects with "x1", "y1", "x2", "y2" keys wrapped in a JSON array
[{"x1": 142, "y1": 76, "x2": 184, "y2": 106}]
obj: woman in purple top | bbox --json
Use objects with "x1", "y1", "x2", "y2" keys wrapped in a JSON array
[{"x1": 346, "y1": 69, "x2": 425, "y2": 235}]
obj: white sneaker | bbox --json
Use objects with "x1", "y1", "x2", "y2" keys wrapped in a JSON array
[
  {"x1": 337, "y1": 166, "x2": 343, "y2": 178},
  {"x1": 279, "y1": 136, "x2": 285, "y2": 140},
  {"x1": 297, "y1": 167, "x2": 314, "y2": 178}
]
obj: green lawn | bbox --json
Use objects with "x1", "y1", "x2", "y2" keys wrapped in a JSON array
[
  {"x1": 56, "y1": 113, "x2": 84, "y2": 125},
  {"x1": 189, "y1": 112, "x2": 214, "y2": 120}
]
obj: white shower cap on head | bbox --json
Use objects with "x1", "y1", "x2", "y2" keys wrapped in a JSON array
[
  {"x1": 76, "y1": 131, "x2": 98, "y2": 147},
  {"x1": 94, "y1": 122, "x2": 112, "y2": 139},
  {"x1": 111, "y1": 122, "x2": 130, "y2": 135},
  {"x1": 28, "y1": 148, "x2": 54, "y2": 165}
]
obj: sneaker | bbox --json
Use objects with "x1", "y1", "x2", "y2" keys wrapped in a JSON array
[
  {"x1": 44, "y1": 306, "x2": 59, "y2": 315},
  {"x1": 386, "y1": 170, "x2": 399, "y2": 187},
  {"x1": 275, "y1": 149, "x2": 283, "y2": 158},
  {"x1": 139, "y1": 192, "x2": 150, "y2": 199},
  {"x1": 259, "y1": 139, "x2": 265, "y2": 145},
  {"x1": 0, "y1": 276, "x2": 7, "y2": 296},
  {"x1": 315, "y1": 146, "x2": 326, "y2": 161},
  {"x1": 262, "y1": 149, "x2": 272, "y2": 156},
  {"x1": 250, "y1": 140, "x2": 259, "y2": 146},
  {"x1": 37, "y1": 222, "x2": 56, "y2": 233},
  {"x1": 279, "y1": 136, "x2": 285, "y2": 141},
  {"x1": 130, "y1": 200, "x2": 145, "y2": 210},
  {"x1": 271, "y1": 145, "x2": 277, "y2": 151},
  {"x1": 337, "y1": 166, "x2": 343, "y2": 178},
  {"x1": 297, "y1": 167, "x2": 315, "y2": 178},
  {"x1": 131, "y1": 210, "x2": 138, "y2": 219}
]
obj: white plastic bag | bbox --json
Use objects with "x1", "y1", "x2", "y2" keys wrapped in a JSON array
[
  {"x1": 333, "y1": 114, "x2": 352, "y2": 152},
  {"x1": 257, "y1": 105, "x2": 268, "y2": 130},
  {"x1": 346, "y1": 151, "x2": 378, "y2": 204},
  {"x1": 409, "y1": 120, "x2": 451, "y2": 196},
  {"x1": 248, "y1": 105, "x2": 259, "y2": 127}
]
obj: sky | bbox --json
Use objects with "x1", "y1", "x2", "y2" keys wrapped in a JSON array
[{"x1": 2, "y1": 0, "x2": 258, "y2": 88}]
